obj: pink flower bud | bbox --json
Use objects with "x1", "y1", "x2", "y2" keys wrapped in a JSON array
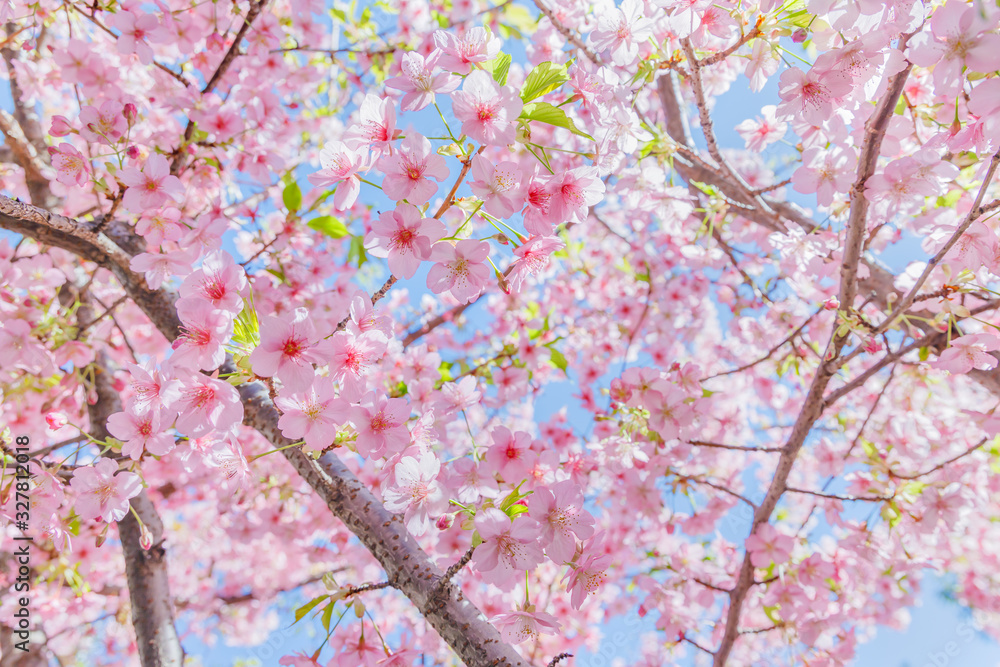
[
  {"x1": 609, "y1": 378, "x2": 632, "y2": 403},
  {"x1": 207, "y1": 32, "x2": 225, "y2": 52},
  {"x1": 436, "y1": 514, "x2": 454, "y2": 530},
  {"x1": 823, "y1": 297, "x2": 840, "y2": 311},
  {"x1": 139, "y1": 521, "x2": 153, "y2": 550},
  {"x1": 123, "y1": 103, "x2": 137, "y2": 124},
  {"x1": 792, "y1": 29, "x2": 808, "y2": 43},
  {"x1": 126, "y1": 145, "x2": 140, "y2": 159},
  {"x1": 45, "y1": 412, "x2": 68, "y2": 430},
  {"x1": 50, "y1": 115, "x2": 73, "y2": 137}
]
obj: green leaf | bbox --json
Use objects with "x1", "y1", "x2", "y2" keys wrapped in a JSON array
[
  {"x1": 549, "y1": 348, "x2": 568, "y2": 373},
  {"x1": 504, "y1": 503, "x2": 530, "y2": 519},
  {"x1": 492, "y1": 52, "x2": 512, "y2": 86},
  {"x1": 321, "y1": 601, "x2": 335, "y2": 632},
  {"x1": 308, "y1": 215, "x2": 349, "y2": 238},
  {"x1": 293, "y1": 595, "x2": 328, "y2": 624},
  {"x1": 520, "y1": 102, "x2": 593, "y2": 140},
  {"x1": 918, "y1": 346, "x2": 930, "y2": 361},
  {"x1": 283, "y1": 182, "x2": 302, "y2": 212},
  {"x1": 763, "y1": 604, "x2": 782, "y2": 625},
  {"x1": 348, "y1": 235, "x2": 368, "y2": 268},
  {"x1": 521, "y1": 61, "x2": 570, "y2": 102}
]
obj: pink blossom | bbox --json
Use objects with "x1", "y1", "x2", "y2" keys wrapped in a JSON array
[
  {"x1": 646, "y1": 384, "x2": 696, "y2": 442},
  {"x1": 377, "y1": 134, "x2": 448, "y2": 204},
  {"x1": 275, "y1": 378, "x2": 348, "y2": 451},
  {"x1": 135, "y1": 207, "x2": 184, "y2": 246},
  {"x1": 472, "y1": 508, "x2": 543, "y2": 590},
  {"x1": 528, "y1": 480, "x2": 595, "y2": 563},
  {"x1": 484, "y1": 426, "x2": 536, "y2": 483},
  {"x1": 173, "y1": 371, "x2": 244, "y2": 437},
  {"x1": 69, "y1": 458, "x2": 142, "y2": 523},
  {"x1": 120, "y1": 155, "x2": 184, "y2": 213},
  {"x1": 107, "y1": 409, "x2": 176, "y2": 460},
  {"x1": 426, "y1": 240, "x2": 491, "y2": 304},
  {"x1": 908, "y1": 0, "x2": 1000, "y2": 95},
  {"x1": 489, "y1": 607, "x2": 561, "y2": 644},
  {"x1": 330, "y1": 633, "x2": 382, "y2": 667},
  {"x1": 344, "y1": 94, "x2": 397, "y2": 157},
  {"x1": 508, "y1": 235, "x2": 563, "y2": 292},
  {"x1": 450, "y1": 71, "x2": 523, "y2": 147},
  {"x1": 126, "y1": 360, "x2": 182, "y2": 415},
  {"x1": 108, "y1": 11, "x2": 167, "y2": 65},
  {"x1": 792, "y1": 146, "x2": 856, "y2": 207},
  {"x1": 735, "y1": 105, "x2": 787, "y2": 152},
  {"x1": 382, "y1": 451, "x2": 446, "y2": 534},
  {"x1": 349, "y1": 392, "x2": 411, "y2": 458},
  {"x1": 205, "y1": 434, "x2": 251, "y2": 492},
  {"x1": 129, "y1": 248, "x2": 197, "y2": 290},
  {"x1": 364, "y1": 203, "x2": 445, "y2": 279},
  {"x1": 469, "y1": 156, "x2": 526, "y2": 218},
  {"x1": 0, "y1": 319, "x2": 54, "y2": 375},
  {"x1": 931, "y1": 333, "x2": 1000, "y2": 374},
  {"x1": 79, "y1": 100, "x2": 127, "y2": 144},
  {"x1": 433, "y1": 27, "x2": 501, "y2": 74},
  {"x1": 776, "y1": 67, "x2": 851, "y2": 123},
  {"x1": 589, "y1": 0, "x2": 653, "y2": 66},
  {"x1": 563, "y1": 548, "x2": 610, "y2": 609},
  {"x1": 745, "y1": 523, "x2": 795, "y2": 568},
  {"x1": 171, "y1": 299, "x2": 232, "y2": 371},
  {"x1": 547, "y1": 166, "x2": 605, "y2": 222},
  {"x1": 385, "y1": 50, "x2": 460, "y2": 111},
  {"x1": 307, "y1": 141, "x2": 370, "y2": 211},
  {"x1": 178, "y1": 250, "x2": 247, "y2": 314},
  {"x1": 250, "y1": 307, "x2": 324, "y2": 391},
  {"x1": 48, "y1": 143, "x2": 89, "y2": 186},
  {"x1": 320, "y1": 330, "x2": 388, "y2": 402}
]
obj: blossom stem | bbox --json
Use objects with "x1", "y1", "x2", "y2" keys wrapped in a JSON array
[{"x1": 248, "y1": 440, "x2": 306, "y2": 462}]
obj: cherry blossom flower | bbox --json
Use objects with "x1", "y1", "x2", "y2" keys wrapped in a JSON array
[
  {"x1": 48, "y1": 143, "x2": 89, "y2": 186},
  {"x1": 547, "y1": 166, "x2": 605, "y2": 222},
  {"x1": 382, "y1": 451, "x2": 447, "y2": 534},
  {"x1": 250, "y1": 307, "x2": 324, "y2": 391},
  {"x1": 120, "y1": 155, "x2": 184, "y2": 213},
  {"x1": 171, "y1": 299, "x2": 233, "y2": 371},
  {"x1": 205, "y1": 435, "x2": 251, "y2": 492},
  {"x1": 307, "y1": 141, "x2": 370, "y2": 211},
  {"x1": 377, "y1": 134, "x2": 449, "y2": 203},
  {"x1": 472, "y1": 508, "x2": 543, "y2": 590},
  {"x1": 908, "y1": 0, "x2": 1000, "y2": 95},
  {"x1": 126, "y1": 360, "x2": 182, "y2": 415},
  {"x1": 385, "y1": 51, "x2": 460, "y2": 111},
  {"x1": 469, "y1": 156, "x2": 526, "y2": 218},
  {"x1": 344, "y1": 94, "x2": 398, "y2": 157},
  {"x1": 275, "y1": 378, "x2": 348, "y2": 451},
  {"x1": 135, "y1": 207, "x2": 184, "y2": 246},
  {"x1": 490, "y1": 607, "x2": 561, "y2": 644},
  {"x1": 364, "y1": 203, "x2": 445, "y2": 279},
  {"x1": 129, "y1": 248, "x2": 197, "y2": 289},
  {"x1": 931, "y1": 334, "x2": 1000, "y2": 374},
  {"x1": 109, "y1": 10, "x2": 167, "y2": 65},
  {"x1": 173, "y1": 371, "x2": 244, "y2": 437},
  {"x1": 745, "y1": 523, "x2": 795, "y2": 568},
  {"x1": 508, "y1": 235, "x2": 563, "y2": 292},
  {"x1": 320, "y1": 330, "x2": 388, "y2": 402},
  {"x1": 433, "y1": 27, "x2": 501, "y2": 74},
  {"x1": 178, "y1": 250, "x2": 247, "y2": 314},
  {"x1": 0, "y1": 320, "x2": 54, "y2": 375},
  {"x1": 484, "y1": 426, "x2": 536, "y2": 483},
  {"x1": 330, "y1": 632, "x2": 383, "y2": 667},
  {"x1": 735, "y1": 105, "x2": 788, "y2": 152},
  {"x1": 792, "y1": 146, "x2": 856, "y2": 207},
  {"x1": 450, "y1": 71, "x2": 523, "y2": 146},
  {"x1": 69, "y1": 458, "x2": 143, "y2": 523},
  {"x1": 426, "y1": 240, "x2": 491, "y2": 303},
  {"x1": 107, "y1": 409, "x2": 176, "y2": 460},
  {"x1": 563, "y1": 546, "x2": 610, "y2": 609},
  {"x1": 590, "y1": 0, "x2": 653, "y2": 66},
  {"x1": 777, "y1": 67, "x2": 851, "y2": 123},
  {"x1": 349, "y1": 392, "x2": 411, "y2": 458},
  {"x1": 79, "y1": 100, "x2": 127, "y2": 144},
  {"x1": 528, "y1": 480, "x2": 595, "y2": 563}
]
